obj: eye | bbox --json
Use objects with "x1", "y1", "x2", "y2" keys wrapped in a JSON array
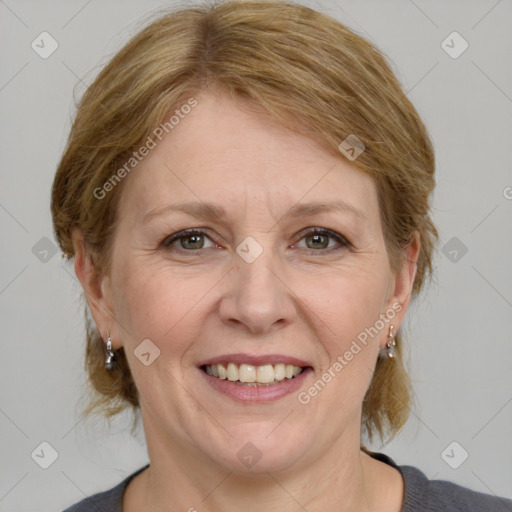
[
  {"x1": 293, "y1": 227, "x2": 350, "y2": 252},
  {"x1": 161, "y1": 229, "x2": 215, "y2": 251},
  {"x1": 161, "y1": 227, "x2": 350, "y2": 254}
]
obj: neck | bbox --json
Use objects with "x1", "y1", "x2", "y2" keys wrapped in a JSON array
[{"x1": 129, "y1": 412, "x2": 386, "y2": 512}]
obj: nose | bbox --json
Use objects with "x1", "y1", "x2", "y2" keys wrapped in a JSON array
[{"x1": 219, "y1": 248, "x2": 297, "y2": 336}]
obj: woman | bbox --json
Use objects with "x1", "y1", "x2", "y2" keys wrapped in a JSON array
[{"x1": 52, "y1": 1, "x2": 512, "y2": 510}]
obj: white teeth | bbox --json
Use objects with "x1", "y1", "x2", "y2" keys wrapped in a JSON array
[
  {"x1": 256, "y1": 364, "x2": 274, "y2": 383},
  {"x1": 217, "y1": 364, "x2": 227, "y2": 379},
  {"x1": 227, "y1": 363, "x2": 238, "y2": 382},
  {"x1": 274, "y1": 363, "x2": 285, "y2": 381},
  {"x1": 239, "y1": 364, "x2": 256, "y2": 383},
  {"x1": 204, "y1": 362, "x2": 304, "y2": 384}
]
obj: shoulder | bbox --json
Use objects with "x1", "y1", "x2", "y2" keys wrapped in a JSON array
[
  {"x1": 400, "y1": 464, "x2": 512, "y2": 512},
  {"x1": 366, "y1": 451, "x2": 512, "y2": 512},
  {"x1": 61, "y1": 465, "x2": 149, "y2": 512}
]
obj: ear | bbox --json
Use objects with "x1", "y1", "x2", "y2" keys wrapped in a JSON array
[
  {"x1": 381, "y1": 231, "x2": 421, "y2": 348},
  {"x1": 71, "y1": 229, "x2": 120, "y2": 349}
]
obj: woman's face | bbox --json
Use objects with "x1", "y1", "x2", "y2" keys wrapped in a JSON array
[{"x1": 86, "y1": 90, "x2": 417, "y2": 473}]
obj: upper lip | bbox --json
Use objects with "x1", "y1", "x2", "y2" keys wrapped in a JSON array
[{"x1": 198, "y1": 353, "x2": 312, "y2": 368}]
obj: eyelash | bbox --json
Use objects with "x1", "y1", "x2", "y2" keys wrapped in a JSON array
[{"x1": 161, "y1": 227, "x2": 351, "y2": 254}]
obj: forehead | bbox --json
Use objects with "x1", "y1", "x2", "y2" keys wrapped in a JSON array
[{"x1": 117, "y1": 91, "x2": 380, "y2": 226}]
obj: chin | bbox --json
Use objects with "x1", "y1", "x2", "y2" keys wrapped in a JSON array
[{"x1": 202, "y1": 424, "x2": 313, "y2": 475}]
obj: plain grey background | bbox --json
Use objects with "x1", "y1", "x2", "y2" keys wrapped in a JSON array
[{"x1": 1, "y1": 0, "x2": 511, "y2": 510}]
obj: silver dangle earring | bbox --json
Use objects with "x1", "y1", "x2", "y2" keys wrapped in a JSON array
[
  {"x1": 385, "y1": 324, "x2": 396, "y2": 358},
  {"x1": 104, "y1": 329, "x2": 116, "y2": 370}
]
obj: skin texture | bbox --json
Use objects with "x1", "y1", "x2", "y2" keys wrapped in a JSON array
[{"x1": 73, "y1": 90, "x2": 419, "y2": 511}]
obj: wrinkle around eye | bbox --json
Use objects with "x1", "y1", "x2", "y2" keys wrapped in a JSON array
[{"x1": 158, "y1": 227, "x2": 358, "y2": 259}]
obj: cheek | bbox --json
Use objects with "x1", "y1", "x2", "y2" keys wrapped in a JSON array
[
  {"x1": 110, "y1": 259, "x2": 203, "y2": 354},
  {"x1": 295, "y1": 270, "x2": 388, "y2": 423},
  {"x1": 302, "y1": 263, "x2": 390, "y2": 346}
]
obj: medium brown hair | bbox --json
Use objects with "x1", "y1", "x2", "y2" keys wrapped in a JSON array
[{"x1": 51, "y1": 0, "x2": 438, "y2": 446}]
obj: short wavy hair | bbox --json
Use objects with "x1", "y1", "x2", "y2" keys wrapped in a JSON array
[{"x1": 51, "y1": 0, "x2": 438, "y2": 447}]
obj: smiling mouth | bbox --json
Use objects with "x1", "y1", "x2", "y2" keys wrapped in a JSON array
[{"x1": 201, "y1": 363, "x2": 308, "y2": 386}]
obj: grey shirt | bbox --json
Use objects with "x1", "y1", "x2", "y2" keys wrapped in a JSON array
[{"x1": 62, "y1": 451, "x2": 512, "y2": 511}]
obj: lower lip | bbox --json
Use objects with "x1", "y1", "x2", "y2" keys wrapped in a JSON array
[{"x1": 199, "y1": 367, "x2": 313, "y2": 403}]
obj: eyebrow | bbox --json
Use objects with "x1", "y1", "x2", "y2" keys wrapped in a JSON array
[{"x1": 142, "y1": 200, "x2": 367, "y2": 224}]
